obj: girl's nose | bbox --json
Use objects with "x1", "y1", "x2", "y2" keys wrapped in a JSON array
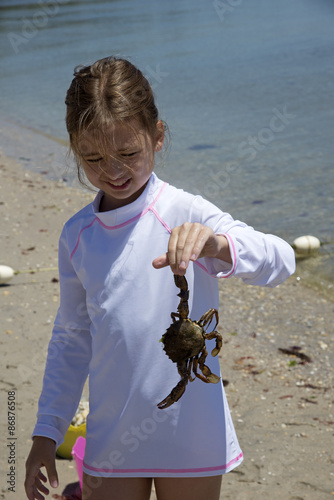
[{"x1": 102, "y1": 157, "x2": 124, "y2": 175}]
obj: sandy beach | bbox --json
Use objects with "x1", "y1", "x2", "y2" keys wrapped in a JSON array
[{"x1": 0, "y1": 153, "x2": 333, "y2": 500}]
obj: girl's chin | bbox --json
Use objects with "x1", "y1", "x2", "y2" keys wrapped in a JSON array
[{"x1": 100, "y1": 178, "x2": 150, "y2": 210}]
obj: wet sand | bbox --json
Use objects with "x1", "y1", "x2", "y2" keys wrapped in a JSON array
[{"x1": 0, "y1": 153, "x2": 333, "y2": 499}]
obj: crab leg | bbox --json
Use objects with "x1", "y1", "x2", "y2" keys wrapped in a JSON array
[
  {"x1": 187, "y1": 358, "x2": 196, "y2": 382},
  {"x1": 158, "y1": 360, "x2": 189, "y2": 409},
  {"x1": 198, "y1": 349, "x2": 220, "y2": 384},
  {"x1": 157, "y1": 377, "x2": 188, "y2": 409},
  {"x1": 198, "y1": 308, "x2": 219, "y2": 331},
  {"x1": 203, "y1": 331, "x2": 223, "y2": 357},
  {"x1": 192, "y1": 356, "x2": 210, "y2": 383},
  {"x1": 173, "y1": 274, "x2": 189, "y2": 319}
]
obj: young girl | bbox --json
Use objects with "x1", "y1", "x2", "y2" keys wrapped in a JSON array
[{"x1": 25, "y1": 56, "x2": 295, "y2": 500}]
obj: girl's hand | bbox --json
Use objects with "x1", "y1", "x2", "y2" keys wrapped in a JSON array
[
  {"x1": 152, "y1": 222, "x2": 232, "y2": 275},
  {"x1": 25, "y1": 436, "x2": 59, "y2": 500}
]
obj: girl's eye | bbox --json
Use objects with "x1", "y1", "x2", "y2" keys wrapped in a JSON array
[
  {"x1": 87, "y1": 158, "x2": 103, "y2": 163},
  {"x1": 121, "y1": 152, "x2": 137, "y2": 157}
]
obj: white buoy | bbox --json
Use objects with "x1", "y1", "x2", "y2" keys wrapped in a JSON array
[
  {"x1": 0, "y1": 265, "x2": 58, "y2": 285},
  {"x1": 0, "y1": 265, "x2": 15, "y2": 284},
  {"x1": 293, "y1": 235, "x2": 321, "y2": 255}
]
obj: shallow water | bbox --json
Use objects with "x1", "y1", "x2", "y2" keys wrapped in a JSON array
[{"x1": 0, "y1": 0, "x2": 333, "y2": 288}]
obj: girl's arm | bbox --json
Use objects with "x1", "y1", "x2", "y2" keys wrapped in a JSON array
[
  {"x1": 32, "y1": 226, "x2": 92, "y2": 444},
  {"x1": 153, "y1": 195, "x2": 295, "y2": 287},
  {"x1": 25, "y1": 227, "x2": 92, "y2": 498}
]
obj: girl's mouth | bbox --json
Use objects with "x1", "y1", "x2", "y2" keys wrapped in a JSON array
[{"x1": 106, "y1": 178, "x2": 131, "y2": 191}]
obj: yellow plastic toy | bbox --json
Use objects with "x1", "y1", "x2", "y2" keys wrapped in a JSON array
[{"x1": 56, "y1": 423, "x2": 86, "y2": 459}]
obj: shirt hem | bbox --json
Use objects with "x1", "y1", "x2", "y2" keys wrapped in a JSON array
[{"x1": 82, "y1": 452, "x2": 243, "y2": 478}]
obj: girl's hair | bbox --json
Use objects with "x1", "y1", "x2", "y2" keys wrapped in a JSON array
[{"x1": 65, "y1": 56, "x2": 167, "y2": 185}]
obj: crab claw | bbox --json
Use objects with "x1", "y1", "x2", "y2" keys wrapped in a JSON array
[
  {"x1": 203, "y1": 330, "x2": 222, "y2": 357},
  {"x1": 157, "y1": 378, "x2": 187, "y2": 409},
  {"x1": 211, "y1": 347, "x2": 220, "y2": 357},
  {"x1": 212, "y1": 335, "x2": 223, "y2": 356},
  {"x1": 206, "y1": 373, "x2": 220, "y2": 384},
  {"x1": 201, "y1": 364, "x2": 220, "y2": 384}
]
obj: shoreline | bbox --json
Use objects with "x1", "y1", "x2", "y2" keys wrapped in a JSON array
[
  {"x1": 0, "y1": 151, "x2": 333, "y2": 499},
  {"x1": 0, "y1": 115, "x2": 75, "y2": 185}
]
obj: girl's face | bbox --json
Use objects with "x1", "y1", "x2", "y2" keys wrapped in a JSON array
[{"x1": 78, "y1": 120, "x2": 164, "y2": 211}]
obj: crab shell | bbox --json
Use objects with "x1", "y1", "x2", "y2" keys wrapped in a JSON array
[{"x1": 161, "y1": 318, "x2": 205, "y2": 363}]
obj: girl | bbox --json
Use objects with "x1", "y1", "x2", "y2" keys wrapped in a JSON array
[{"x1": 25, "y1": 56, "x2": 295, "y2": 500}]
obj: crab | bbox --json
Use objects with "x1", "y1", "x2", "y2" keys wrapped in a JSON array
[{"x1": 157, "y1": 274, "x2": 222, "y2": 409}]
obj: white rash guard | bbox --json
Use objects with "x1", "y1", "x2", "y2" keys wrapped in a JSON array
[{"x1": 32, "y1": 173, "x2": 295, "y2": 477}]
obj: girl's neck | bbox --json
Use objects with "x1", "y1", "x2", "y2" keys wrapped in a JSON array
[{"x1": 98, "y1": 181, "x2": 149, "y2": 212}]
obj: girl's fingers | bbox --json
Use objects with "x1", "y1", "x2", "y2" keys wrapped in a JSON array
[
  {"x1": 46, "y1": 464, "x2": 59, "y2": 489},
  {"x1": 25, "y1": 437, "x2": 58, "y2": 500},
  {"x1": 174, "y1": 223, "x2": 201, "y2": 268},
  {"x1": 32, "y1": 484, "x2": 45, "y2": 500},
  {"x1": 152, "y1": 252, "x2": 169, "y2": 269},
  {"x1": 35, "y1": 477, "x2": 49, "y2": 495},
  {"x1": 152, "y1": 224, "x2": 220, "y2": 275},
  {"x1": 169, "y1": 223, "x2": 213, "y2": 274},
  {"x1": 37, "y1": 470, "x2": 47, "y2": 482},
  {"x1": 186, "y1": 225, "x2": 213, "y2": 261},
  {"x1": 26, "y1": 480, "x2": 45, "y2": 500},
  {"x1": 25, "y1": 463, "x2": 57, "y2": 499},
  {"x1": 166, "y1": 226, "x2": 181, "y2": 270},
  {"x1": 25, "y1": 465, "x2": 41, "y2": 500},
  {"x1": 167, "y1": 226, "x2": 184, "y2": 273}
]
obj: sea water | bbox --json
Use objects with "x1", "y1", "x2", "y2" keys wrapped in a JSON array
[{"x1": 0, "y1": 0, "x2": 333, "y2": 289}]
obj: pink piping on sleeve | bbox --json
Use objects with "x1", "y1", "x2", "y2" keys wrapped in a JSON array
[
  {"x1": 149, "y1": 206, "x2": 172, "y2": 233},
  {"x1": 70, "y1": 182, "x2": 168, "y2": 259},
  {"x1": 218, "y1": 232, "x2": 237, "y2": 278},
  {"x1": 70, "y1": 218, "x2": 98, "y2": 260},
  {"x1": 83, "y1": 452, "x2": 243, "y2": 474}
]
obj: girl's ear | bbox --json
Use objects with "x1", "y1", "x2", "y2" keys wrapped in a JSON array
[{"x1": 155, "y1": 120, "x2": 165, "y2": 152}]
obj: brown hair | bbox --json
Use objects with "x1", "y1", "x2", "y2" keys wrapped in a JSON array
[{"x1": 65, "y1": 56, "x2": 167, "y2": 185}]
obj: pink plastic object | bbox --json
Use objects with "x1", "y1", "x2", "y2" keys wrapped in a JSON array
[{"x1": 71, "y1": 436, "x2": 86, "y2": 490}]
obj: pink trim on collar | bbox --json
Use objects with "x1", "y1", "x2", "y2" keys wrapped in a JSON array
[{"x1": 70, "y1": 182, "x2": 168, "y2": 260}]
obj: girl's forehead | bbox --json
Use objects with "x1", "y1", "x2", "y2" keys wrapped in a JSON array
[{"x1": 78, "y1": 123, "x2": 148, "y2": 155}]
